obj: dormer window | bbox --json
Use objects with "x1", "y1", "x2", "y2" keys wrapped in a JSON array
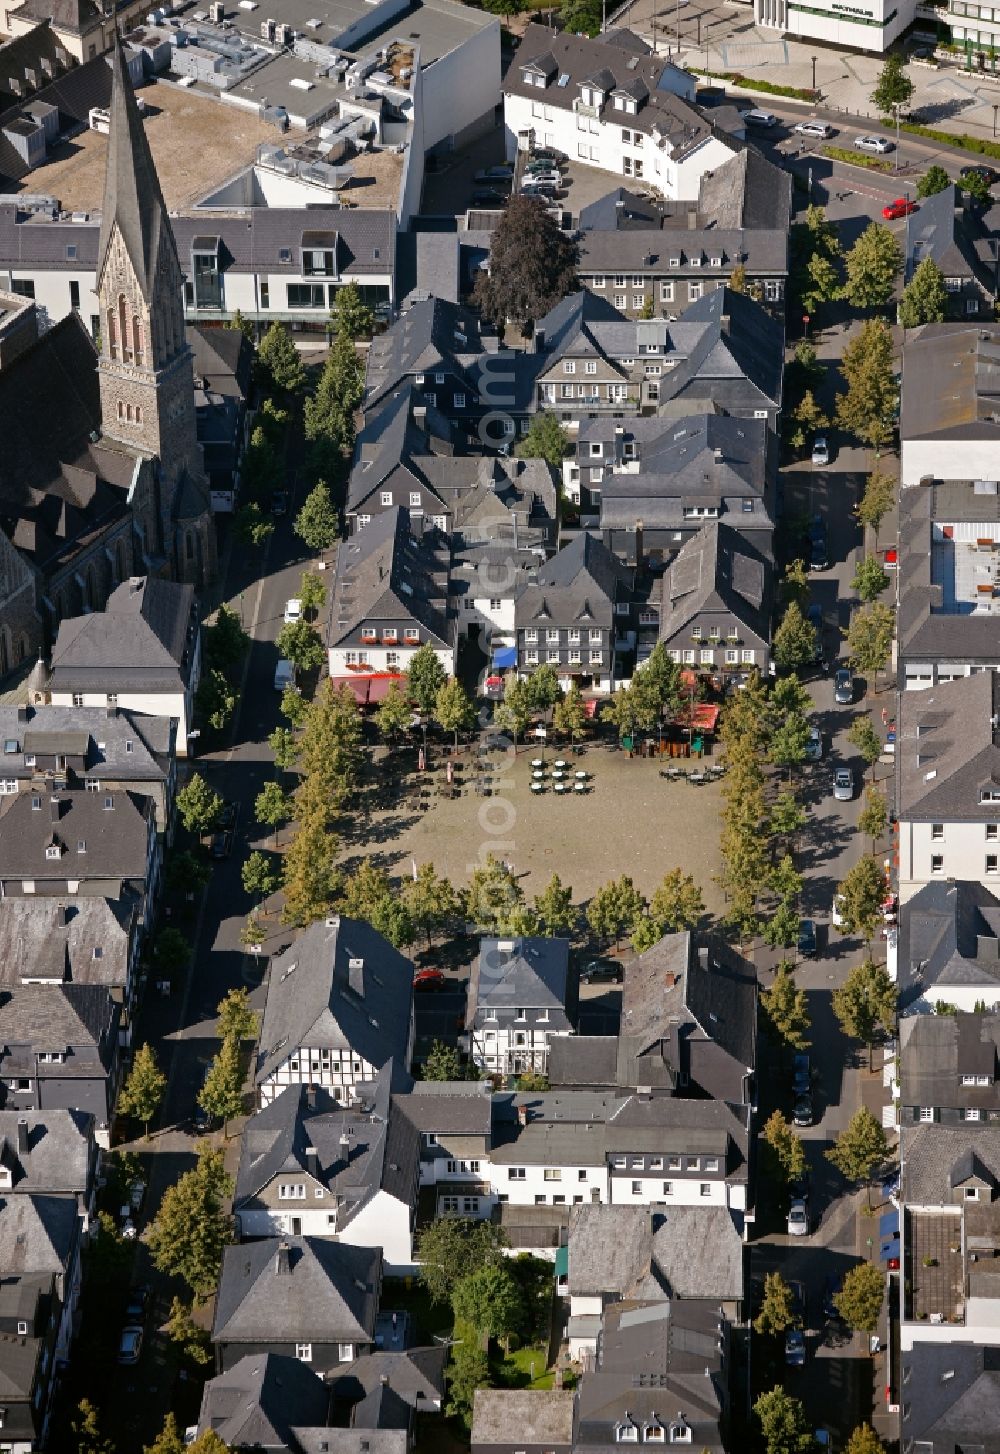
[
  {"x1": 45, "y1": 844, "x2": 61, "y2": 860},
  {"x1": 668, "y1": 1420, "x2": 692, "y2": 1444},
  {"x1": 616, "y1": 1421, "x2": 639, "y2": 1443},
  {"x1": 645, "y1": 1424, "x2": 665, "y2": 1443}
]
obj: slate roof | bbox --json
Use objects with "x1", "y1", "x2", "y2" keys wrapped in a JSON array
[
  {"x1": 472, "y1": 1389, "x2": 575, "y2": 1448},
  {"x1": 187, "y1": 324, "x2": 254, "y2": 401},
  {"x1": 395, "y1": 1078, "x2": 494, "y2": 1136},
  {"x1": 907, "y1": 184, "x2": 994, "y2": 292},
  {"x1": 50, "y1": 576, "x2": 196, "y2": 693},
  {"x1": 900, "y1": 1013, "x2": 1000, "y2": 1111},
  {"x1": 0, "y1": 49, "x2": 115, "y2": 187},
  {"x1": 623, "y1": 932, "x2": 755, "y2": 1068},
  {"x1": 896, "y1": 481, "x2": 1000, "y2": 665},
  {"x1": 514, "y1": 532, "x2": 631, "y2": 631},
  {"x1": 567, "y1": 1203, "x2": 744, "y2": 1302},
  {"x1": 234, "y1": 1066, "x2": 419, "y2": 1226},
  {"x1": 197, "y1": 1352, "x2": 331, "y2": 1448},
  {"x1": 0, "y1": 895, "x2": 137, "y2": 992},
  {"x1": 659, "y1": 286, "x2": 784, "y2": 412},
  {"x1": 329, "y1": 1346, "x2": 447, "y2": 1410},
  {"x1": 256, "y1": 917, "x2": 414, "y2": 1087},
  {"x1": 697, "y1": 146, "x2": 792, "y2": 233},
  {"x1": 901, "y1": 1123, "x2": 1000, "y2": 1204},
  {"x1": 0, "y1": 1109, "x2": 93, "y2": 1195},
  {"x1": 0, "y1": 984, "x2": 117, "y2": 1073},
  {"x1": 897, "y1": 880, "x2": 1000, "y2": 1010},
  {"x1": 900, "y1": 322, "x2": 1000, "y2": 442},
  {"x1": 547, "y1": 1035, "x2": 618, "y2": 1088},
  {"x1": 0, "y1": 1308, "x2": 43, "y2": 1400},
  {"x1": 467, "y1": 936, "x2": 571, "y2": 1032},
  {"x1": 213, "y1": 1237, "x2": 381, "y2": 1347},
  {"x1": 0, "y1": 703, "x2": 171, "y2": 784},
  {"x1": 0, "y1": 788, "x2": 151, "y2": 883},
  {"x1": 0, "y1": 1193, "x2": 79, "y2": 1275},
  {"x1": 12, "y1": 0, "x2": 102, "y2": 35},
  {"x1": 346, "y1": 381, "x2": 457, "y2": 514},
  {"x1": 364, "y1": 296, "x2": 484, "y2": 412},
  {"x1": 656, "y1": 521, "x2": 772, "y2": 649},
  {"x1": 897, "y1": 672, "x2": 1000, "y2": 822},
  {"x1": 0, "y1": 21, "x2": 75, "y2": 113},
  {"x1": 900, "y1": 1343, "x2": 1000, "y2": 1454},
  {"x1": 327, "y1": 507, "x2": 453, "y2": 652},
  {"x1": 577, "y1": 224, "x2": 786, "y2": 277}
]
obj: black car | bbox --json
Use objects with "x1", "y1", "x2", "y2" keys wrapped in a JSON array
[
  {"x1": 798, "y1": 918, "x2": 817, "y2": 957},
  {"x1": 580, "y1": 960, "x2": 624, "y2": 984},
  {"x1": 218, "y1": 800, "x2": 238, "y2": 832},
  {"x1": 270, "y1": 489, "x2": 288, "y2": 516},
  {"x1": 961, "y1": 163, "x2": 1000, "y2": 187},
  {"x1": 209, "y1": 829, "x2": 233, "y2": 860},
  {"x1": 808, "y1": 517, "x2": 829, "y2": 571},
  {"x1": 788, "y1": 1168, "x2": 811, "y2": 1201},
  {"x1": 125, "y1": 1284, "x2": 150, "y2": 1322},
  {"x1": 472, "y1": 188, "x2": 507, "y2": 206}
]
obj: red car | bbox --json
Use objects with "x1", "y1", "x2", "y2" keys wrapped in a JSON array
[
  {"x1": 882, "y1": 197, "x2": 917, "y2": 220},
  {"x1": 413, "y1": 968, "x2": 446, "y2": 991}
]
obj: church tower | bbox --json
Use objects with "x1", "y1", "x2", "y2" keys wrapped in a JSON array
[{"x1": 96, "y1": 36, "x2": 216, "y2": 585}]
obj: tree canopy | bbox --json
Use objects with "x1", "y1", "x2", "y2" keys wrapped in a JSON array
[
  {"x1": 899, "y1": 254, "x2": 948, "y2": 329},
  {"x1": 473, "y1": 195, "x2": 578, "y2": 328},
  {"x1": 147, "y1": 1147, "x2": 234, "y2": 1301}
]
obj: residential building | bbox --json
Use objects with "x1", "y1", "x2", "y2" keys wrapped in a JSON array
[
  {"x1": 906, "y1": 186, "x2": 1000, "y2": 319},
  {"x1": 0, "y1": 286, "x2": 37, "y2": 368},
  {"x1": 195, "y1": 1353, "x2": 332, "y2": 1453},
  {"x1": 895, "y1": 673, "x2": 1000, "y2": 901},
  {"x1": 0, "y1": 2, "x2": 147, "y2": 64},
  {"x1": 0, "y1": 982, "x2": 120, "y2": 1126},
  {"x1": 549, "y1": 932, "x2": 757, "y2": 1106},
  {"x1": 187, "y1": 324, "x2": 254, "y2": 513},
  {"x1": 503, "y1": 26, "x2": 736, "y2": 202},
  {"x1": 513, "y1": 532, "x2": 634, "y2": 692},
  {"x1": 754, "y1": 0, "x2": 914, "y2": 53},
  {"x1": 896, "y1": 478, "x2": 1000, "y2": 690},
  {"x1": 649, "y1": 520, "x2": 772, "y2": 676},
  {"x1": 364, "y1": 296, "x2": 492, "y2": 432},
  {"x1": 898, "y1": 1343, "x2": 1000, "y2": 1452},
  {"x1": 900, "y1": 323, "x2": 1000, "y2": 489},
  {"x1": 568, "y1": 413, "x2": 776, "y2": 552},
  {"x1": 212, "y1": 1237, "x2": 382, "y2": 1375},
  {"x1": 899, "y1": 1012, "x2": 1000, "y2": 1126},
  {"x1": 255, "y1": 916, "x2": 415, "y2": 1108},
  {"x1": 329, "y1": 1347, "x2": 447, "y2": 1415},
  {"x1": 0, "y1": 1109, "x2": 97, "y2": 1203},
  {"x1": 464, "y1": 936, "x2": 573, "y2": 1076},
  {"x1": 0, "y1": 788, "x2": 160, "y2": 918},
  {"x1": 400, "y1": 1078, "x2": 494, "y2": 1214},
  {"x1": 326, "y1": 507, "x2": 455, "y2": 684},
  {"x1": 0, "y1": 896, "x2": 144, "y2": 1024},
  {"x1": 234, "y1": 1068, "x2": 420, "y2": 1271},
  {"x1": 48, "y1": 577, "x2": 201, "y2": 756},
  {"x1": 897, "y1": 880, "x2": 1000, "y2": 1015},
  {"x1": 0, "y1": 702, "x2": 176, "y2": 831},
  {"x1": 472, "y1": 1389, "x2": 575, "y2": 1454}
]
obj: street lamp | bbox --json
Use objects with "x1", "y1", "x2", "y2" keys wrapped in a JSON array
[
  {"x1": 893, "y1": 103, "x2": 901, "y2": 172},
  {"x1": 811, "y1": 54, "x2": 817, "y2": 93},
  {"x1": 993, "y1": 102, "x2": 998, "y2": 137}
]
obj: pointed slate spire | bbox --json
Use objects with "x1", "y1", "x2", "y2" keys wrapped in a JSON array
[{"x1": 96, "y1": 32, "x2": 173, "y2": 302}]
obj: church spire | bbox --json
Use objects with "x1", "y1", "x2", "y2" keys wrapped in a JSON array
[{"x1": 96, "y1": 33, "x2": 175, "y2": 303}]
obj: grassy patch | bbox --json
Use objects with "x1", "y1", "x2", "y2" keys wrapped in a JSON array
[
  {"x1": 822, "y1": 144, "x2": 894, "y2": 172},
  {"x1": 699, "y1": 69, "x2": 818, "y2": 101},
  {"x1": 495, "y1": 1343, "x2": 552, "y2": 1388}
]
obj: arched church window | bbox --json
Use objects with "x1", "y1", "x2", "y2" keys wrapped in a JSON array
[
  {"x1": 107, "y1": 308, "x2": 118, "y2": 361},
  {"x1": 119, "y1": 295, "x2": 132, "y2": 363},
  {"x1": 117, "y1": 401, "x2": 124, "y2": 420},
  {"x1": 133, "y1": 316, "x2": 144, "y2": 368}
]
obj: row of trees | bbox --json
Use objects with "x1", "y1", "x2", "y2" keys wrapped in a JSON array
[{"x1": 755, "y1": 1388, "x2": 885, "y2": 1454}]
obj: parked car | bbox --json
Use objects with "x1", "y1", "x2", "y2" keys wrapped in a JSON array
[
  {"x1": 793, "y1": 1093, "x2": 814, "y2": 1127},
  {"x1": 808, "y1": 516, "x2": 829, "y2": 571},
  {"x1": 834, "y1": 668, "x2": 854, "y2": 704},
  {"x1": 785, "y1": 1327, "x2": 807, "y2": 1366},
  {"x1": 789, "y1": 1279, "x2": 807, "y2": 1322},
  {"x1": 854, "y1": 133, "x2": 893, "y2": 153},
  {"x1": 793, "y1": 1053, "x2": 812, "y2": 1095},
  {"x1": 815, "y1": 1430, "x2": 833, "y2": 1452},
  {"x1": 270, "y1": 489, "x2": 288, "y2": 516},
  {"x1": 530, "y1": 148, "x2": 565, "y2": 164},
  {"x1": 218, "y1": 800, "x2": 238, "y2": 832},
  {"x1": 521, "y1": 182, "x2": 559, "y2": 200},
  {"x1": 822, "y1": 1273, "x2": 842, "y2": 1320},
  {"x1": 474, "y1": 165, "x2": 513, "y2": 182},
  {"x1": 413, "y1": 968, "x2": 447, "y2": 991},
  {"x1": 811, "y1": 434, "x2": 830, "y2": 467},
  {"x1": 744, "y1": 108, "x2": 778, "y2": 128},
  {"x1": 882, "y1": 546, "x2": 898, "y2": 570},
  {"x1": 581, "y1": 960, "x2": 624, "y2": 984},
  {"x1": 274, "y1": 659, "x2": 296, "y2": 693},
  {"x1": 882, "y1": 197, "x2": 918, "y2": 220},
  {"x1": 788, "y1": 1173, "x2": 810, "y2": 1203},
  {"x1": 472, "y1": 188, "x2": 506, "y2": 206},
  {"x1": 125, "y1": 1285, "x2": 150, "y2": 1322},
  {"x1": 833, "y1": 766, "x2": 855, "y2": 802},
  {"x1": 209, "y1": 829, "x2": 233, "y2": 860},
  {"x1": 523, "y1": 170, "x2": 562, "y2": 187},
  {"x1": 283, "y1": 598, "x2": 302, "y2": 624},
  {"x1": 118, "y1": 1324, "x2": 144, "y2": 1365},
  {"x1": 832, "y1": 894, "x2": 845, "y2": 930},
  {"x1": 793, "y1": 120, "x2": 832, "y2": 139},
  {"x1": 787, "y1": 1199, "x2": 810, "y2": 1237},
  {"x1": 961, "y1": 163, "x2": 1000, "y2": 186},
  {"x1": 798, "y1": 919, "x2": 817, "y2": 958},
  {"x1": 805, "y1": 725, "x2": 823, "y2": 762}
]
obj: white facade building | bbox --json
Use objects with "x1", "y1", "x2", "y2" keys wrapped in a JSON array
[{"x1": 755, "y1": 0, "x2": 915, "y2": 53}]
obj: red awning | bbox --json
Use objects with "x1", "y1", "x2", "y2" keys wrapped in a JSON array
[
  {"x1": 690, "y1": 703, "x2": 720, "y2": 732},
  {"x1": 584, "y1": 698, "x2": 600, "y2": 718},
  {"x1": 328, "y1": 673, "x2": 406, "y2": 706}
]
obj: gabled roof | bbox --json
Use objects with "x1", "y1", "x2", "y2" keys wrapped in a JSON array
[
  {"x1": 899, "y1": 1012, "x2": 1000, "y2": 1110},
  {"x1": 50, "y1": 576, "x2": 196, "y2": 691},
  {"x1": 900, "y1": 321, "x2": 1000, "y2": 441},
  {"x1": 347, "y1": 382, "x2": 456, "y2": 514},
  {"x1": 0, "y1": 789, "x2": 151, "y2": 883},
  {"x1": 897, "y1": 880, "x2": 1000, "y2": 1009},
  {"x1": 567, "y1": 1203, "x2": 744, "y2": 1303},
  {"x1": 897, "y1": 672, "x2": 1000, "y2": 821},
  {"x1": 196, "y1": 1352, "x2": 331, "y2": 1448},
  {"x1": 0, "y1": 1193, "x2": 79, "y2": 1275},
  {"x1": 467, "y1": 936, "x2": 571, "y2": 1028},
  {"x1": 0, "y1": 703, "x2": 172, "y2": 782},
  {"x1": 657, "y1": 520, "x2": 771, "y2": 647},
  {"x1": 901, "y1": 1342, "x2": 1000, "y2": 1453},
  {"x1": 213, "y1": 1237, "x2": 381, "y2": 1346},
  {"x1": 472, "y1": 1389, "x2": 575, "y2": 1448},
  {"x1": 515, "y1": 532, "x2": 630, "y2": 631},
  {"x1": 621, "y1": 932, "x2": 756, "y2": 1069},
  {"x1": 0, "y1": 1110, "x2": 93, "y2": 1196},
  {"x1": 0, "y1": 983, "x2": 117, "y2": 1068},
  {"x1": 907, "y1": 184, "x2": 989, "y2": 287},
  {"x1": 255, "y1": 916, "x2": 414, "y2": 1087},
  {"x1": 901, "y1": 1123, "x2": 1000, "y2": 1204},
  {"x1": 329, "y1": 1347, "x2": 447, "y2": 1410},
  {"x1": 697, "y1": 147, "x2": 792, "y2": 233},
  {"x1": 364, "y1": 297, "x2": 483, "y2": 411},
  {"x1": 0, "y1": 896, "x2": 137, "y2": 992},
  {"x1": 327, "y1": 508, "x2": 453, "y2": 652}
]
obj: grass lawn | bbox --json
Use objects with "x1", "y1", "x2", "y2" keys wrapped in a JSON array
[{"x1": 494, "y1": 1344, "x2": 554, "y2": 1389}]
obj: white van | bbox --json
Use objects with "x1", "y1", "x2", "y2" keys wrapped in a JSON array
[{"x1": 274, "y1": 659, "x2": 296, "y2": 692}]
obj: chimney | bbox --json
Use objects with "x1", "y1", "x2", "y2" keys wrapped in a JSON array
[
  {"x1": 517, "y1": 1103, "x2": 529, "y2": 1126},
  {"x1": 348, "y1": 957, "x2": 365, "y2": 997},
  {"x1": 338, "y1": 1131, "x2": 352, "y2": 1168},
  {"x1": 306, "y1": 1144, "x2": 320, "y2": 1179},
  {"x1": 533, "y1": 326, "x2": 545, "y2": 353},
  {"x1": 106, "y1": 705, "x2": 117, "y2": 720},
  {"x1": 275, "y1": 1241, "x2": 292, "y2": 1275},
  {"x1": 687, "y1": 208, "x2": 698, "y2": 230},
  {"x1": 978, "y1": 935, "x2": 1000, "y2": 962},
  {"x1": 713, "y1": 447, "x2": 723, "y2": 464},
  {"x1": 16, "y1": 1118, "x2": 28, "y2": 1156},
  {"x1": 15, "y1": 706, "x2": 28, "y2": 724},
  {"x1": 634, "y1": 519, "x2": 644, "y2": 570},
  {"x1": 380, "y1": 1374, "x2": 390, "y2": 1386},
  {"x1": 698, "y1": 946, "x2": 709, "y2": 970},
  {"x1": 720, "y1": 313, "x2": 731, "y2": 332},
  {"x1": 49, "y1": 797, "x2": 61, "y2": 823},
  {"x1": 413, "y1": 405, "x2": 427, "y2": 424},
  {"x1": 305, "y1": 1083, "x2": 317, "y2": 1110}
]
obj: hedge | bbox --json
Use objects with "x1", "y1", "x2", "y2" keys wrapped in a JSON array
[
  {"x1": 699, "y1": 69, "x2": 819, "y2": 101},
  {"x1": 821, "y1": 145, "x2": 894, "y2": 172},
  {"x1": 881, "y1": 117, "x2": 1000, "y2": 160}
]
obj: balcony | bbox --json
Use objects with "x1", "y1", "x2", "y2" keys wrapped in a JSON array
[{"x1": 574, "y1": 99, "x2": 599, "y2": 117}]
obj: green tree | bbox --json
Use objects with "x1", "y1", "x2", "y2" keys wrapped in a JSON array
[
  {"x1": 760, "y1": 1109, "x2": 807, "y2": 1185},
  {"x1": 446, "y1": 1338, "x2": 490, "y2": 1428},
  {"x1": 281, "y1": 801, "x2": 340, "y2": 927},
  {"x1": 257, "y1": 321, "x2": 305, "y2": 395},
  {"x1": 89, "y1": 1209, "x2": 133, "y2": 1279},
  {"x1": 553, "y1": 680, "x2": 587, "y2": 744},
  {"x1": 242, "y1": 850, "x2": 281, "y2": 905},
  {"x1": 963, "y1": 169, "x2": 994, "y2": 206},
  {"x1": 870, "y1": 52, "x2": 914, "y2": 112},
  {"x1": 227, "y1": 307, "x2": 256, "y2": 344},
  {"x1": 188, "y1": 1432, "x2": 232, "y2": 1454},
  {"x1": 375, "y1": 681, "x2": 413, "y2": 745},
  {"x1": 256, "y1": 397, "x2": 289, "y2": 447},
  {"x1": 329, "y1": 280, "x2": 375, "y2": 340},
  {"x1": 773, "y1": 601, "x2": 818, "y2": 674},
  {"x1": 176, "y1": 773, "x2": 223, "y2": 836},
  {"x1": 73, "y1": 1399, "x2": 115, "y2": 1454},
  {"x1": 281, "y1": 683, "x2": 307, "y2": 728},
  {"x1": 835, "y1": 1261, "x2": 886, "y2": 1332},
  {"x1": 754, "y1": 1270, "x2": 797, "y2": 1336},
  {"x1": 298, "y1": 681, "x2": 363, "y2": 808},
  {"x1": 434, "y1": 677, "x2": 477, "y2": 748},
  {"x1": 241, "y1": 426, "x2": 281, "y2": 502},
  {"x1": 153, "y1": 927, "x2": 191, "y2": 977},
  {"x1": 452, "y1": 1261, "x2": 522, "y2": 1349},
  {"x1": 276, "y1": 618, "x2": 325, "y2": 673},
  {"x1": 801, "y1": 249, "x2": 842, "y2": 314},
  {"x1": 166, "y1": 849, "x2": 211, "y2": 898},
  {"x1": 205, "y1": 603, "x2": 249, "y2": 673},
  {"x1": 415, "y1": 1217, "x2": 507, "y2": 1305},
  {"x1": 827, "y1": 1106, "x2": 890, "y2": 1202},
  {"x1": 853, "y1": 554, "x2": 890, "y2": 602},
  {"x1": 494, "y1": 673, "x2": 534, "y2": 750},
  {"x1": 587, "y1": 875, "x2": 646, "y2": 949},
  {"x1": 240, "y1": 913, "x2": 267, "y2": 950},
  {"x1": 147, "y1": 1146, "x2": 234, "y2": 1302},
  {"x1": 294, "y1": 480, "x2": 338, "y2": 552},
  {"x1": 515, "y1": 412, "x2": 571, "y2": 468},
  {"x1": 269, "y1": 725, "x2": 299, "y2": 773},
  {"x1": 916, "y1": 163, "x2": 950, "y2": 199},
  {"x1": 842, "y1": 223, "x2": 902, "y2": 311},
  {"x1": 787, "y1": 388, "x2": 828, "y2": 450},
  {"x1": 899, "y1": 254, "x2": 948, "y2": 329},
  {"x1": 198, "y1": 1032, "x2": 244, "y2": 1136},
  {"x1": 836, "y1": 318, "x2": 897, "y2": 450},
  {"x1": 118, "y1": 1043, "x2": 167, "y2": 1139},
  {"x1": 760, "y1": 962, "x2": 810, "y2": 1051},
  {"x1": 196, "y1": 668, "x2": 238, "y2": 732},
  {"x1": 836, "y1": 855, "x2": 888, "y2": 942},
  {"x1": 754, "y1": 1387, "x2": 815, "y2": 1454},
  {"x1": 163, "y1": 1301, "x2": 213, "y2": 1368},
  {"x1": 217, "y1": 986, "x2": 258, "y2": 1043},
  {"x1": 526, "y1": 662, "x2": 562, "y2": 711},
  {"x1": 761, "y1": 899, "x2": 802, "y2": 952},
  {"x1": 856, "y1": 467, "x2": 896, "y2": 547},
  {"x1": 768, "y1": 790, "x2": 808, "y2": 846},
  {"x1": 769, "y1": 708, "x2": 812, "y2": 779},
  {"x1": 858, "y1": 785, "x2": 889, "y2": 847},
  {"x1": 255, "y1": 780, "x2": 292, "y2": 847},
  {"x1": 845, "y1": 1425, "x2": 886, "y2": 1454},
  {"x1": 342, "y1": 860, "x2": 415, "y2": 948},
  {"x1": 846, "y1": 602, "x2": 895, "y2": 694},
  {"x1": 234, "y1": 501, "x2": 274, "y2": 549},
  {"x1": 403, "y1": 863, "x2": 460, "y2": 949},
  {"x1": 602, "y1": 684, "x2": 639, "y2": 741},
  {"x1": 422, "y1": 1040, "x2": 464, "y2": 1081},
  {"x1": 729, "y1": 261, "x2": 747, "y2": 293},
  {"x1": 407, "y1": 644, "x2": 447, "y2": 717},
  {"x1": 533, "y1": 872, "x2": 577, "y2": 938},
  {"x1": 298, "y1": 570, "x2": 327, "y2": 620},
  {"x1": 849, "y1": 716, "x2": 883, "y2": 781},
  {"x1": 833, "y1": 957, "x2": 896, "y2": 1067},
  {"x1": 646, "y1": 868, "x2": 705, "y2": 935},
  {"x1": 558, "y1": 0, "x2": 603, "y2": 34},
  {"x1": 144, "y1": 1410, "x2": 187, "y2": 1454},
  {"x1": 473, "y1": 194, "x2": 578, "y2": 328},
  {"x1": 781, "y1": 558, "x2": 810, "y2": 609},
  {"x1": 466, "y1": 853, "x2": 524, "y2": 933}
]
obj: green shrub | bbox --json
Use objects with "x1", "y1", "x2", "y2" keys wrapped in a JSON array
[
  {"x1": 890, "y1": 119, "x2": 1000, "y2": 160},
  {"x1": 821, "y1": 145, "x2": 894, "y2": 172},
  {"x1": 698, "y1": 69, "x2": 818, "y2": 101}
]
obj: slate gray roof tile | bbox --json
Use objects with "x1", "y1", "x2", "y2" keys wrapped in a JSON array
[{"x1": 213, "y1": 1237, "x2": 381, "y2": 1347}]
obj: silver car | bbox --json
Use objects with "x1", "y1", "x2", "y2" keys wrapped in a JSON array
[
  {"x1": 787, "y1": 1198, "x2": 810, "y2": 1236},
  {"x1": 833, "y1": 766, "x2": 855, "y2": 802},
  {"x1": 794, "y1": 120, "x2": 832, "y2": 139},
  {"x1": 855, "y1": 133, "x2": 893, "y2": 154},
  {"x1": 805, "y1": 726, "x2": 823, "y2": 762}
]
